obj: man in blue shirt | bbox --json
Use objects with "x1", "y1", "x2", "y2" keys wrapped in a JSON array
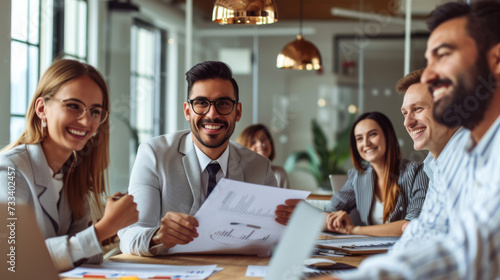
[
  {"x1": 394, "y1": 68, "x2": 461, "y2": 251},
  {"x1": 311, "y1": 1, "x2": 500, "y2": 279}
]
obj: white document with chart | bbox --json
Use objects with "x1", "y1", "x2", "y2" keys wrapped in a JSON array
[{"x1": 169, "y1": 178, "x2": 310, "y2": 256}]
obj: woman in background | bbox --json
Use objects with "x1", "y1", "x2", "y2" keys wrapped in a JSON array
[
  {"x1": 324, "y1": 111, "x2": 428, "y2": 236},
  {"x1": 0, "y1": 59, "x2": 138, "y2": 271},
  {"x1": 237, "y1": 124, "x2": 290, "y2": 188}
]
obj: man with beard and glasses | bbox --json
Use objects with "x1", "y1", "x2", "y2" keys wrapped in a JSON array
[
  {"x1": 309, "y1": 1, "x2": 500, "y2": 279},
  {"x1": 118, "y1": 61, "x2": 279, "y2": 256}
]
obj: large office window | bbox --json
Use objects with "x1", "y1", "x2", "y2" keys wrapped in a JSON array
[
  {"x1": 130, "y1": 20, "x2": 166, "y2": 148},
  {"x1": 10, "y1": 0, "x2": 87, "y2": 142},
  {"x1": 10, "y1": 0, "x2": 41, "y2": 142},
  {"x1": 53, "y1": 0, "x2": 87, "y2": 60}
]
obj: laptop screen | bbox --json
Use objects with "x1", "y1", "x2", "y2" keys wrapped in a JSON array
[
  {"x1": 0, "y1": 202, "x2": 59, "y2": 280},
  {"x1": 265, "y1": 201, "x2": 325, "y2": 280}
]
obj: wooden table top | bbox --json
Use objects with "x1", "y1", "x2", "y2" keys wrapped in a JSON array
[
  {"x1": 61, "y1": 253, "x2": 367, "y2": 279},
  {"x1": 307, "y1": 193, "x2": 333, "y2": 200}
]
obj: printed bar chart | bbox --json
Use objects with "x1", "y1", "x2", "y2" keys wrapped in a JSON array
[
  {"x1": 219, "y1": 192, "x2": 275, "y2": 219},
  {"x1": 210, "y1": 222, "x2": 270, "y2": 244}
]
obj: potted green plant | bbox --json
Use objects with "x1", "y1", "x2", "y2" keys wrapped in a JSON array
[{"x1": 284, "y1": 117, "x2": 353, "y2": 192}]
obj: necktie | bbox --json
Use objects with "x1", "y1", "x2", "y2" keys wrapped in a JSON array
[{"x1": 206, "y1": 162, "x2": 221, "y2": 198}]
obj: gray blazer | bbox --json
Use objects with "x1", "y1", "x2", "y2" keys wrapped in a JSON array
[
  {"x1": 0, "y1": 144, "x2": 102, "y2": 271},
  {"x1": 118, "y1": 130, "x2": 278, "y2": 256},
  {"x1": 324, "y1": 159, "x2": 429, "y2": 225}
]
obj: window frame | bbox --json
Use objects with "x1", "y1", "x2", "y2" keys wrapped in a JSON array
[
  {"x1": 9, "y1": 0, "x2": 42, "y2": 142},
  {"x1": 130, "y1": 18, "x2": 167, "y2": 148},
  {"x1": 53, "y1": 0, "x2": 88, "y2": 61}
]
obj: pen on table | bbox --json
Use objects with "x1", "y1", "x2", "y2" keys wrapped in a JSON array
[{"x1": 315, "y1": 248, "x2": 351, "y2": 256}]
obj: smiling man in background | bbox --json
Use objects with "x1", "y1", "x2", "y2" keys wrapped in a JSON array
[{"x1": 393, "y1": 68, "x2": 462, "y2": 250}]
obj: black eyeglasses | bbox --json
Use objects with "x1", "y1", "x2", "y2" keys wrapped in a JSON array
[{"x1": 187, "y1": 97, "x2": 237, "y2": 115}]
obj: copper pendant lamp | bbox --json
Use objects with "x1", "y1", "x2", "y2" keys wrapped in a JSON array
[
  {"x1": 212, "y1": 0, "x2": 278, "y2": 25},
  {"x1": 276, "y1": 0, "x2": 322, "y2": 70}
]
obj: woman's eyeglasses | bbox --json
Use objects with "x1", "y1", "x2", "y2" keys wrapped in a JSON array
[{"x1": 54, "y1": 98, "x2": 108, "y2": 125}]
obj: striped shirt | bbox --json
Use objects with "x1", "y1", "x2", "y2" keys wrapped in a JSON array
[
  {"x1": 324, "y1": 159, "x2": 429, "y2": 225},
  {"x1": 337, "y1": 116, "x2": 500, "y2": 279},
  {"x1": 391, "y1": 127, "x2": 467, "y2": 252}
]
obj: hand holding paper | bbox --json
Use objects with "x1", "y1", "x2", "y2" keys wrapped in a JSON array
[
  {"x1": 152, "y1": 212, "x2": 199, "y2": 248},
  {"x1": 275, "y1": 199, "x2": 304, "y2": 225},
  {"x1": 169, "y1": 178, "x2": 310, "y2": 255}
]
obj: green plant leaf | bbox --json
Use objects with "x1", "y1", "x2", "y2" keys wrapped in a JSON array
[
  {"x1": 284, "y1": 150, "x2": 322, "y2": 183},
  {"x1": 284, "y1": 115, "x2": 356, "y2": 186},
  {"x1": 331, "y1": 113, "x2": 355, "y2": 174},
  {"x1": 306, "y1": 145, "x2": 320, "y2": 167},
  {"x1": 284, "y1": 151, "x2": 313, "y2": 173}
]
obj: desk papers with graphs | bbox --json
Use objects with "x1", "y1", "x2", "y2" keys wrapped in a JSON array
[
  {"x1": 169, "y1": 178, "x2": 310, "y2": 256},
  {"x1": 59, "y1": 262, "x2": 218, "y2": 279}
]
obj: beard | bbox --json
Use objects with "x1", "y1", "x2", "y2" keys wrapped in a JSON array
[
  {"x1": 190, "y1": 117, "x2": 234, "y2": 149},
  {"x1": 432, "y1": 55, "x2": 496, "y2": 130}
]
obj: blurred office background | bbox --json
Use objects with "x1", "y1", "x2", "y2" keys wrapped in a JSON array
[{"x1": 1, "y1": 0, "x2": 454, "y2": 193}]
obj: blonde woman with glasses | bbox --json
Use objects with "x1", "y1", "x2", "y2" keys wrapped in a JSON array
[{"x1": 0, "y1": 59, "x2": 138, "y2": 272}]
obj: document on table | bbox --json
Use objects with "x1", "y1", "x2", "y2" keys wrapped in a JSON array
[
  {"x1": 169, "y1": 178, "x2": 310, "y2": 256},
  {"x1": 59, "y1": 262, "x2": 218, "y2": 279},
  {"x1": 246, "y1": 265, "x2": 268, "y2": 277},
  {"x1": 316, "y1": 236, "x2": 400, "y2": 254},
  {"x1": 320, "y1": 232, "x2": 370, "y2": 239},
  {"x1": 245, "y1": 265, "x2": 353, "y2": 277}
]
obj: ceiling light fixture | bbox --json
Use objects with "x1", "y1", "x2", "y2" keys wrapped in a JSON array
[
  {"x1": 212, "y1": 0, "x2": 278, "y2": 25},
  {"x1": 276, "y1": 0, "x2": 322, "y2": 70}
]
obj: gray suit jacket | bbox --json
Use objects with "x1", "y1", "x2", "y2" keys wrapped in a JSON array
[
  {"x1": 0, "y1": 144, "x2": 102, "y2": 271},
  {"x1": 118, "y1": 130, "x2": 278, "y2": 256},
  {"x1": 324, "y1": 159, "x2": 429, "y2": 225}
]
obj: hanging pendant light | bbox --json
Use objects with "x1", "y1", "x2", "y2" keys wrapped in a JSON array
[
  {"x1": 276, "y1": 0, "x2": 322, "y2": 70},
  {"x1": 212, "y1": 0, "x2": 278, "y2": 25}
]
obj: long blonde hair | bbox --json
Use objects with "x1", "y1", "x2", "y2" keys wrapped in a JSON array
[{"x1": 3, "y1": 59, "x2": 110, "y2": 219}]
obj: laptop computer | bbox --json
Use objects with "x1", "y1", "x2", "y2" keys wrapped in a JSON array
[
  {"x1": 328, "y1": 174, "x2": 362, "y2": 226},
  {"x1": 0, "y1": 202, "x2": 59, "y2": 280},
  {"x1": 264, "y1": 201, "x2": 327, "y2": 280},
  {"x1": 328, "y1": 174, "x2": 348, "y2": 193}
]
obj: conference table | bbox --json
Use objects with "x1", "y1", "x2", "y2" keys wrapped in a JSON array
[
  {"x1": 60, "y1": 252, "x2": 367, "y2": 280},
  {"x1": 61, "y1": 193, "x2": 369, "y2": 280}
]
